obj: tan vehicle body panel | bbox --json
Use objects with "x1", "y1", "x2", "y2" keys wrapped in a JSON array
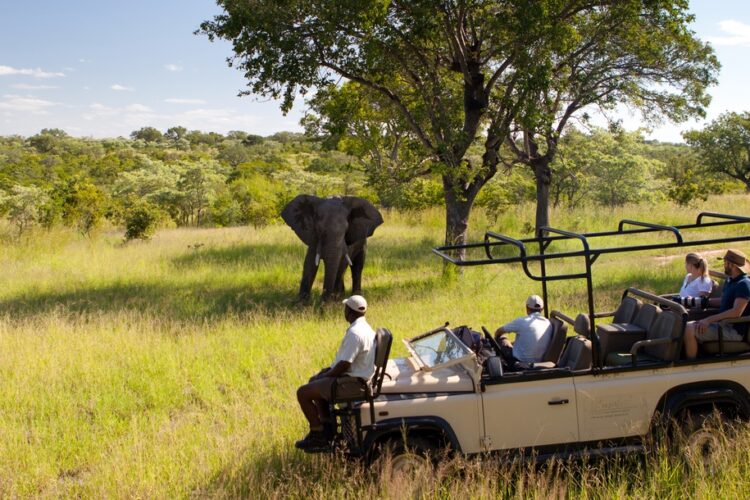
[
  {"x1": 482, "y1": 377, "x2": 578, "y2": 450},
  {"x1": 364, "y1": 355, "x2": 750, "y2": 454},
  {"x1": 363, "y1": 393, "x2": 484, "y2": 453},
  {"x1": 576, "y1": 360, "x2": 750, "y2": 442},
  {"x1": 380, "y1": 357, "x2": 475, "y2": 393}
]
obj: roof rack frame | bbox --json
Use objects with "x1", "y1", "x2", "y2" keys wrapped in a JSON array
[{"x1": 433, "y1": 212, "x2": 750, "y2": 369}]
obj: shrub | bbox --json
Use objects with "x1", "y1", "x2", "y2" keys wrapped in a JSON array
[{"x1": 124, "y1": 203, "x2": 160, "y2": 241}]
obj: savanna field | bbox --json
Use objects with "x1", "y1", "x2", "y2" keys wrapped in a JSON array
[{"x1": 5, "y1": 197, "x2": 750, "y2": 498}]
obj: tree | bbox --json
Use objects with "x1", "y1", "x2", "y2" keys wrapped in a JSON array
[
  {"x1": 504, "y1": 2, "x2": 717, "y2": 230},
  {"x1": 684, "y1": 112, "x2": 750, "y2": 191},
  {"x1": 130, "y1": 127, "x2": 163, "y2": 143},
  {"x1": 0, "y1": 185, "x2": 50, "y2": 235},
  {"x1": 165, "y1": 126, "x2": 188, "y2": 142},
  {"x1": 200, "y1": 1, "x2": 717, "y2": 249}
]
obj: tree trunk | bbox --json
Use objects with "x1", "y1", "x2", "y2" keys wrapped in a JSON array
[
  {"x1": 531, "y1": 158, "x2": 552, "y2": 234},
  {"x1": 443, "y1": 176, "x2": 480, "y2": 262}
]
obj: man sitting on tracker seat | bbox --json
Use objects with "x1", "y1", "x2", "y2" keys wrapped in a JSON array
[{"x1": 295, "y1": 295, "x2": 376, "y2": 451}]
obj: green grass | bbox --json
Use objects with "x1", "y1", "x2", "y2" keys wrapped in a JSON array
[{"x1": 2, "y1": 195, "x2": 750, "y2": 497}]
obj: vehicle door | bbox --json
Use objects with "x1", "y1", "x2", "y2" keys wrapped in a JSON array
[
  {"x1": 573, "y1": 369, "x2": 660, "y2": 442},
  {"x1": 481, "y1": 372, "x2": 578, "y2": 451}
]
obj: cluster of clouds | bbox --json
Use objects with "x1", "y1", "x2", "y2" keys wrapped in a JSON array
[
  {"x1": 0, "y1": 60, "x2": 264, "y2": 136},
  {"x1": 706, "y1": 20, "x2": 750, "y2": 47}
]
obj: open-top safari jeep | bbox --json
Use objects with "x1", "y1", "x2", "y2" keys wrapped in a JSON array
[{"x1": 324, "y1": 212, "x2": 750, "y2": 471}]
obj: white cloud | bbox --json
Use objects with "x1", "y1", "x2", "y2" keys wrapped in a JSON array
[
  {"x1": 125, "y1": 103, "x2": 153, "y2": 112},
  {"x1": 10, "y1": 83, "x2": 58, "y2": 90},
  {"x1": 706, "y1": 20, "x2": 750, "y2": 47},
  {"x1": 78, "y1": 58, "x2": 92, "y2": 63},
  {"x1": 164, "y1": 98, "x2": 207, "y2": 105},
  {"x1": 0, "y1": 65, "x2": 65, "y2": 78},
  {"x1": 111, "y1": 84, "x2": 134, "y2": 92},
  {"x1": 164, "y1": 64, "x2": 183, "y2": 72},
  {"x1": 0, "y1": 94, "x2": 58, "y2": 113}
]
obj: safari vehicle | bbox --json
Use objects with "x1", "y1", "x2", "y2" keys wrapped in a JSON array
[{"x1": 326, "y1": 212, "x2": 750, "y2": 469}]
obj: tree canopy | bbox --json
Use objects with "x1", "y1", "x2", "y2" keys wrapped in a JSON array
[
  {"x1": 201, "y1": 0, "x2": 718, "y2": 246},
  {"x1": 684, "y1": 112, "x2": 750, "y2": 191}
]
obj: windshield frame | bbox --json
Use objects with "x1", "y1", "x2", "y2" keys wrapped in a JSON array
[{"x1": 404, "y1": 327, "x2": 476, "y2": 371}]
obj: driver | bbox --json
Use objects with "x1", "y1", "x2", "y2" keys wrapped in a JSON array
[
  {"x1": 295, "y1": 295, "x2": 376, "y2": 451},
  {"x1": 494, "y1": 295, "x2": 553, "y2": 369}
]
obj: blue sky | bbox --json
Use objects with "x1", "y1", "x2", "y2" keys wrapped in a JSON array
[{"x1": 1, "y1": 0, "x2": 749, "y2": 141}]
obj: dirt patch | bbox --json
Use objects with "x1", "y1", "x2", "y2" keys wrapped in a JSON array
[{"x1": 653, "y1": 249, "x2": 726, "y2": 265}]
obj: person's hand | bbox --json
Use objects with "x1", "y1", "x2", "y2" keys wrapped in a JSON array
[{"x1": 696, "y1": 320, "x2": 710, "y2": 334}]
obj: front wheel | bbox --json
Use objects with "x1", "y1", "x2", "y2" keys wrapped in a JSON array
[{"x1": 378, "y1": 436, "x2": 438, "y2": 478}]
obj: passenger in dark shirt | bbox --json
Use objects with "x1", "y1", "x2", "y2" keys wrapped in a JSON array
[{"x1": 683, "y1": 249, "x2": 750, "y2": 359}]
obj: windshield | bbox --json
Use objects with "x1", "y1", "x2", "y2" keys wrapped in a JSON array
[{"x1": 407, "y1": 329, "x2": 474, "y2": 370}]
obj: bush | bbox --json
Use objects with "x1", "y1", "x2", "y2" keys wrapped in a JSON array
[{"x1": 124, "y1": 203, "x2": 160, "y2": 241}]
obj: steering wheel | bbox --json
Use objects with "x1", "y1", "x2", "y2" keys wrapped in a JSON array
[{"x1": 481, "y1": 326, "x2": 503, "y2": 357}]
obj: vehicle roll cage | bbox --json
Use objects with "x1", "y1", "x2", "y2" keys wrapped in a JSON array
[{"x1": 433, "y1": 212, "x2": 750, "y2": 367}]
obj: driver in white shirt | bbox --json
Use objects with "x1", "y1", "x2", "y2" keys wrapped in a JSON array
[
  {"x1": 494, "y1": 294, "x2": 553, "y2": 369},
  {"x1": 295, "y1": 295, "x2": 376, "y2": 451}
]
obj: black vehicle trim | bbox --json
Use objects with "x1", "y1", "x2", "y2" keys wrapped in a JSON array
[
  {"x1": 655, "y1": 379, "x2": 750, "y2": 423},
  {"x1": 361, "y1": 416, "x2": 462, "y2": 455},
  {"x1": 376, "y1": 391, "x2": 474, "y2": 401}
]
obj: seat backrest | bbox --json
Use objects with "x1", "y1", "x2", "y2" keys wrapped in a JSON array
[
  {"x1": 613, "y1": 296, "x2": 641, "y2": 323},
  {"x1": 643, "y1": 310, "x2": 682, "y2": 361},
  {"x1": 558, "y1": 336, "x2": 592, "y2": 370},
  {"x1": 574, "y1": 313, "x2": 590, "y2": 337},
  {"x1": 370, "y1": 328, "x2": 393, "y2": 397},
  {"x1": 543, "y1": 315, "x2": 568, "y2": 363},
  {"x1": 633, "y1": 303, "x2": 659, "y2": 331}
]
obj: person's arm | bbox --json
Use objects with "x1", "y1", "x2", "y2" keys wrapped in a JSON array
[
  {"x1": 325, "y1": 360, "x2": 352, "y2": 377},
  {"x1": 697, "y1": 297, "x2": 749, "y2": 332},
  {"x1": 494, "y1": 318, "x2": 519, "y2": 337}
]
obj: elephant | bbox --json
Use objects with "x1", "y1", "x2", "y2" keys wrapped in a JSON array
[{"x1": 281, "y1": 195, "x2": 384, "y2": 301}]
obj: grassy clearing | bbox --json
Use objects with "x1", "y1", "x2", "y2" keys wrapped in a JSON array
[{"x1": 1, "y1": 196, "x2": 750, "y2": 497}]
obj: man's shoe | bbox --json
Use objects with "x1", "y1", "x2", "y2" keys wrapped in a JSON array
[
  {"x1": 294, "y1": 430, "x2": 330, "y2": 452},
  {"x1": 322, "y1": 421, "x2": 336, "y2": 440}
]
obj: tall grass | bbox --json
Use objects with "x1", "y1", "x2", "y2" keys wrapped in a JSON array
[{"x1": 1, "y1": 196, "x2": 750, "y2": 497}]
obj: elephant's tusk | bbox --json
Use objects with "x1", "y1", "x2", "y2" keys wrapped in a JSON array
[
  {"x1": 345, "y1": 254, "x2": 353, "y2": 266},
  {"x1": 315, "y1": 253, "x2": 320, "y2": 266}
]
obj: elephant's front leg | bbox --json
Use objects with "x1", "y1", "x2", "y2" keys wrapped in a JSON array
[
  {"x1": 350, "y1": 243, "x2": 366, "y2": 296},
  {"x1": 331, "y1": 257, "x2": 347, "y2": 299},
  {"x1": 298, "y1": 246, "x2": 319, "y2": 300}
]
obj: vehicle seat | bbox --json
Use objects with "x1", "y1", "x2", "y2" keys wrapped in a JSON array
[
  {"x1": 330, "y1": 327, "x2": 393, "y2": 403},
  {"x1": 611, "y1": 296, "x2": 642, "y2": 323},
  {"x1": 597, "y1": 302, "x2": 659, "y2": 336},
  {"x1": 557, "y1": 335, "x2": 592, "y2": 370},
  {"x1": 541, "y1": 311, "x2": 569, "y2": 363},
  {"x1": 605, "y1": 309, "x2": 682, "y2": 366},
  {"x1": 574, "y1": 313, "x2": 590, "y2": 337},
  {"x1": 702, "y1": 318, "x2": 750, "y2": 355}
]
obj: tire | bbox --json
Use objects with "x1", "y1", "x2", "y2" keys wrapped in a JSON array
[
  {"x1": 676, "y1": 411, "x2": 731, "y2": 473},
  {"x1": 377, "y1": 435, "x2": 438, "y2": 478}
]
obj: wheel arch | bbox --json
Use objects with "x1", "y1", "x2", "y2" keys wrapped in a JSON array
[
  {"x1": 653, "y1": 379, "x2": 750, "y2": 430},
  {"x1": 362, "y1": 416, "x2": 462, "y2": 462}
]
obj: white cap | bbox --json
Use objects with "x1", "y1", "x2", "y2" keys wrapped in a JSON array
[
  {"x1": 342, "y1": 295, "x2": 367, "y2": 313},
  {"x1": 526, "y1": 294, "x2": 543, "y2": 310}
]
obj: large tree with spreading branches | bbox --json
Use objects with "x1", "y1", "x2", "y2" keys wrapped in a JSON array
[{"x1": 200, "y1": 0, "x2": 717, "y2": 250}]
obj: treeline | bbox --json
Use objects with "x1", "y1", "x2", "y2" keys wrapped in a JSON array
[{"x1": 0, "y1": 124, "x2": 743, "y2": 238}]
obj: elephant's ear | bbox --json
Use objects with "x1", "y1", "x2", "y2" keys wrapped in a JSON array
[
  {"x1": 343, "y1": 196, "x2": 384, "y2": 244},
  {"x1": 281, "y1": 195, "x2": 320, "y2": 246}
]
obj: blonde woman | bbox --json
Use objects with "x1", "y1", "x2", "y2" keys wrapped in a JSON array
[{"x1": 679, "y1": 252, "x2": 712, "y2": 299}]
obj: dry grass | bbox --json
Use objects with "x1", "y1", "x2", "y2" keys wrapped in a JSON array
[{"x1": 1, "y1": 195, "x2": 750, "y2": 497}]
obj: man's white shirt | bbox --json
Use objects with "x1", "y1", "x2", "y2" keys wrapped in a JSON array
[
  {"x1": 501, "y1": 311, "x2": 552, "y2": 363},
  {"x1": 331, "y1": 316, "x2": 377, "y2": 380}
]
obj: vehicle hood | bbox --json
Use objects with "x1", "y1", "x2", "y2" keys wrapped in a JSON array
[{"x1": 379, "y1": 356, "x2": 476, "y2": 393}]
